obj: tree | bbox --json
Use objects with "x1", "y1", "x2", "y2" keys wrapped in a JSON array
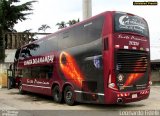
[
  {"x1": 56, "y1": 19, "x2": 80, "y2": 29},
  {"x1": 56, "y1": 21, "x2": 67, "y2": 29},
  {"x1": 23, "y1": 29, "x2": 37, "y2": 42},
  {"x1": 38, "y1": 24, "x2": 51, "y2": 32},
  {"x1": 0, "y1": 0, "x2": 36, "y2": 62},
  {"x1": 67, "y1": 19, "x2": 80, "y2": 26}
]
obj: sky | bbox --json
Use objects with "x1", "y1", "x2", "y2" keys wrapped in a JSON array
[{"x1": 14, "y1": 0, "x2": 160, "y2": 60}]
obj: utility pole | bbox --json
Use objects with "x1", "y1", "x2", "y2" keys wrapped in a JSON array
[{"x1": 82, "y1": 0, "x2": 92, "y2": 20}]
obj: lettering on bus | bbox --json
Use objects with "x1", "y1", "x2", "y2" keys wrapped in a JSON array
[
  {"x1": 129, "y1": 41, "x2": 139, "y2": 46},
  {"x1": 117, "y1": 34, "x2": 147, "y2": 42},
  {"x1": 24, "y1": 55, "x2": 54, "y2": 66},
  {"x1": 27, "y1": 79, "x2": 49, "y2": 85}
]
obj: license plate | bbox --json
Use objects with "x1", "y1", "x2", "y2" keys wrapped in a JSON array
[{"x1": 132, "y1": 94, "x2": 137, "y2": 98}]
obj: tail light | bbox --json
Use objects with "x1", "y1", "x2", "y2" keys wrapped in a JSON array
[
  {"x1": 108, "y1": 73, "x2": 118, "y2": 90},
  {"x1": 117, "y1": 93, "x2": 130, "y2": 97},
  {"x1": 148, "y1": 81, "x2": 152, "y2": 87},
  {"x1": 149, "y1": 81, "x2": 152, "y2": 85}
]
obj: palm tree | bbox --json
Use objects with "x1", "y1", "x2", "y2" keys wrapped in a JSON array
[
  {"x1": 38, "y1": 24, "x2": 51, "y2": 32},
  {"x1": 67, "y1": 19, "x2": 80, "y2": 26},
  {"x1": 0, "y1": 0, "x2": 36, "y2": 62},
  {"x1": 56, "y1": 21, "x2": 67, "y2": 29}
]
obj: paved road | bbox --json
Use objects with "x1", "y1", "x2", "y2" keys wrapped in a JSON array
[{"x1": 0, "y1": 86, "x2": 160, "y2": 116}]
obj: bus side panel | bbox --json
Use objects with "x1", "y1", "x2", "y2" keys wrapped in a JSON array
[
  {"x1": 102, "y1": 12, "x2": 115, "y2": 104},
  {"x1": 58, "y1": 16, "x2": 105, "y2": 103}
]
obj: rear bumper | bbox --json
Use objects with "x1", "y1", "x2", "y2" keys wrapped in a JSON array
[{"x1": 105, "y1": 88, "x2": 150, "y2": 104}]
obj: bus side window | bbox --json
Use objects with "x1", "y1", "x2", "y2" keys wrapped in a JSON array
[
  {"x1": 47, "y1": 72, "x2": 52, "y2": 79},
  {"x1": 16, "y1": 69, "x2": 23, "y2": 77},
  {"x1": 39, "y1": 72, "x2": 47, "y2": 79},
  {"x1": 31, "y1": 67, "x2": 39, "y2": 78},
  {"x1": 39, "y1": 65, "x2": 53, "y2": 79},
  {"x1": 22, "y1": 68, "x2": 31, "y2": 78}
]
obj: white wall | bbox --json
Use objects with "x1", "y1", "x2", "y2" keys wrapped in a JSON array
[{"x1": 5, "y1": 49, "x2": 17, "y2": 63}]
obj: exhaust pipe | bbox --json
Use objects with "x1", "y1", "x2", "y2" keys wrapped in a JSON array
[{"x1": 117, "y1": 98, "x2": 123, "y2": 104}]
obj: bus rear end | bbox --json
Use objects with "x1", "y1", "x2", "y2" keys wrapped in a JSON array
[{"x1": 104, "y1": 12, "x2": 150, "y2": 104}]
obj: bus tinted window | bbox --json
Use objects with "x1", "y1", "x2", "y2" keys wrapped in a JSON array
[
  {"x1": 31, "y1": 67, "x2": 40, "y2": 78},
  {"x1": 14, "y1": 48, "x2": 21, "y2": 61},
  {"x1": 22, "y1": 65, "x2": 53, "y2": 79},
  {"x1": 114, "y1": 13, "x2": 149, "y2": 37},
  {"x1": 30, "y1": 41, "x2": 45, "y2": 56},
  {"x1": 19, "y1": 43, "x2": 40, "y2": 59},
  {"x1": 59, "y1": 16, "x2": 104, "y2": 49},
  {"x1": 45, "y1": 36, "x2": 58, "y2": 52},
  {"x1": 22, "y1": 68, "x2": 31, "y2": 78}
]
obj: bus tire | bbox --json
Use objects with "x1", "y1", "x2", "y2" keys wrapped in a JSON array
[
  {"x1": 64, "y1": 86, "x2": 75, "y2": 106},
  {"x1": 19, "y1": 82, "x2": 24, "y2": 94},
  {"x1": 52, "y1": 85, "x2": 62, "y2": 103}
]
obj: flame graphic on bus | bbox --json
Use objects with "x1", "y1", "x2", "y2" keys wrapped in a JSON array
[
  {"x1": 123, "y1": 58, "x2": 146, "y2": 86},
  {"x1": 124, "y1": 73, "x2": 144, "y2": 86},
  {"x1": 59, "y1": 52, "x2": 84, "y2": 88}
]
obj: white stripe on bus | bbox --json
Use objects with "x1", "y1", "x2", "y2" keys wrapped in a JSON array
[
  {"x1": 74, "y1": 90, "x2": 104, "y2": 96},
  {"x1": 22, "y1": 84, "x2": 51, "y2": 89}
]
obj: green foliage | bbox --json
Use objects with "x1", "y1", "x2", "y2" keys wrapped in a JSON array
[
  {"x1": 56, "y1": 21, "x2": 67, "y2": 29},
  {"x1": 0, "y1": 0, "x2": 36, "y2": 31},
  {"x1": 38, "y1": 24, "x2": 51, "y2": 32},
  {"x1": 56, "y1": 19, "x2": 80, "y2": 29},
  {"x1": 67, "y1": 19, "x2": 80, "y2": 26},
  {"x1": 0, "y1": 0, "x2": 36, "y2": 62}
]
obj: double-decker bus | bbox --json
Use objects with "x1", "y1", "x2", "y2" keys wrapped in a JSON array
[{"x1": 13, "y1": 11, "x2": 151, "y2": 105}]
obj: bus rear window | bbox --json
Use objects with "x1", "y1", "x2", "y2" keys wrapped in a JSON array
[{"x1": 114, "y1": 13, "x2": 149, "y2": 37}]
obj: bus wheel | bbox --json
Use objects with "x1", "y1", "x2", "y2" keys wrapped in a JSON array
[
  {"x1": 19, "y1": 82, "x2": 24, "y2": 94},
  {"x1": 64, "y1": 86, "x2": 75, "y2": 106},
  {"x1": 52, "y1": 85, "x2": 62, "y2": 103}
]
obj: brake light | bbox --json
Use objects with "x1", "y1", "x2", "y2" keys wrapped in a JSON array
[
  {"x1": 108, "y1": 83, "x2": 116, "y2": 89},
  {"x1": 115, "y1": 45, "x2": 120, "y2": 48},
  {"x1": 117, "y1": 93, "x2": 130, "y2": 97},
  {"x1": 149, "y1": 81, "x2": 152, "y2": 85},
  {"x1": 108, "y1": 73, "x2": 118, "y2": 90}
]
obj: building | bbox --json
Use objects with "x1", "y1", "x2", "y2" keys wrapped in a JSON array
[
  {"x1": 151, "y1": 60, "x2": 160, "y2": 84},
  {"x1": 0, "y1": 32, "x2": 51, "y2": 88}
]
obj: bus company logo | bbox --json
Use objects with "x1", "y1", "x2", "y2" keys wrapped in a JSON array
[
  {"x1": 93, "y1": 56, "x2": 101, "y2": 69},
  {"x1": 24, "y1": 55, "x2": 54, "y2": 66},
  {"x1": 119, "y1": 15, "x2": 146, "y2": 33},
  {"x1": 133, "y1": 1, "x2": 158, "y2": 6},
  {"x1": 117, "y1": 74, "x2": 124, "y2": 82}
]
